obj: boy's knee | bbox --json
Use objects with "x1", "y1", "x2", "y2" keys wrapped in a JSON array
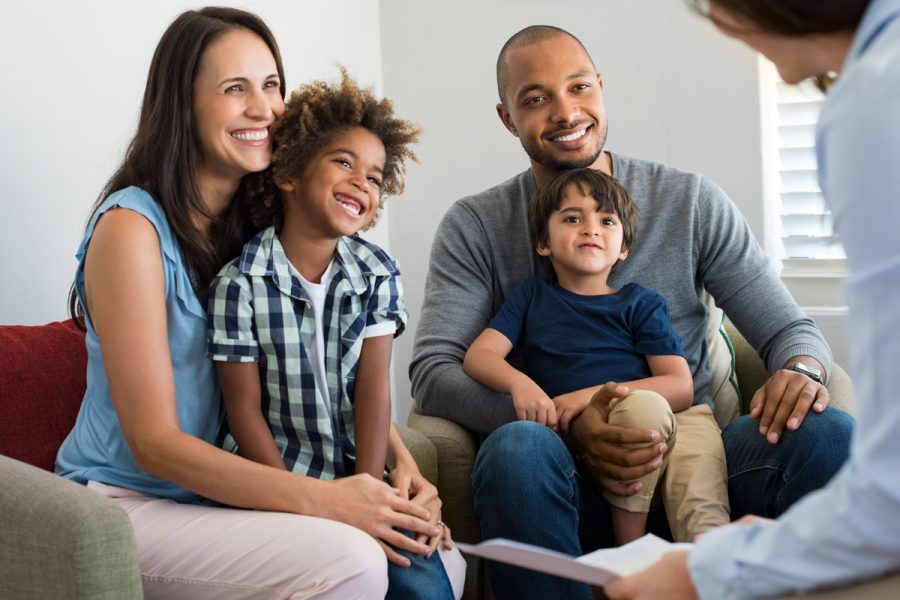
[
  {"x1": 608, "y1": 391, "x2": 675, "y2": 438},
  {"x1": 388, "y1": 538, "x2": 461, "y2": 600},
  {"x1": 473, "y1": 420, "x2": 573, "y2": 494},
  {"x1": 475, "y1": 420, "x2": 564, "y2": 472}
]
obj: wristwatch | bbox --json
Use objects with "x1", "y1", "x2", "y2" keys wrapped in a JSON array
[{"x1": 789, "y1": 362, "x2": 824, "y2": 384}]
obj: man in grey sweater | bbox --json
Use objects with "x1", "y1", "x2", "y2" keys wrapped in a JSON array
[{"x1": 410, "y1": 25, "x2": 853, "y2": 600}]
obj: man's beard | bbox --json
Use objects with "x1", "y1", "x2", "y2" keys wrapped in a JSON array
[{"x1": 522, "y1": 123, "x2": 608, "y2": 173}]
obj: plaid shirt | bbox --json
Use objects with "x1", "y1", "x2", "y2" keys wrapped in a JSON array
[{"x1": 207, "y1": 226, "x2": 407, "y2": 479}]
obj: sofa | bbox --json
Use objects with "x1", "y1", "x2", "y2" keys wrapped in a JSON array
[
  {"x1": 408, "y1": 321, "x2": 871, "y2": 600},
  {"x1": 0, "y1": 320, "x2": 143, "y2": 599},
  {"x1": 0, "y1": 320, "x2": 438, "y2": 599}
]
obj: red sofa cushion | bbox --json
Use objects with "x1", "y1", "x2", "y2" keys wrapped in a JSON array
[{"x1": 0, "y1": 320, "x2": 87, "y2": 471}]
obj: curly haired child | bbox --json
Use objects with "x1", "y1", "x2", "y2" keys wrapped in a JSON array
[{"x1": 208, "y1": 69, "x2": 464, "y2": 599}]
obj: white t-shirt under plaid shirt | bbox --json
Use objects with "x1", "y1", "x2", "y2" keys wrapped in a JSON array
[{"x1": 207, "y1": 226, "x2": 408, "y2": 479}]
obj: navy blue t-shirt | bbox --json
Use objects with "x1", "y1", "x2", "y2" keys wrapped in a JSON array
[{"x1": 488, "y1": 278, "x2": 685, "y2": 398}]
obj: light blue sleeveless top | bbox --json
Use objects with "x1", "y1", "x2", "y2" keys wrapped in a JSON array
[{"x1": 56, "y1": 187, "x2": 221, "y2": 502}]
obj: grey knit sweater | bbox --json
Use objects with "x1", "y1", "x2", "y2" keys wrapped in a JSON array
[{"x1": 410, "y1": 152, "x2": 831, "y2": 435}]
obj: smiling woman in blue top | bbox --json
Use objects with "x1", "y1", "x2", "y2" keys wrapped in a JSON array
[
  {"x1": 606, "y1": 0, "x2": 900, "y2": 597},
  {"x1": 55, "y1": 7, "x2": 448, "y2": 598}
]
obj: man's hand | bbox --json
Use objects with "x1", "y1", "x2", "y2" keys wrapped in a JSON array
[
  {"x1": 511, "y1": 379, "x2": 558, "y2": 430},
  {"x1": 568, "y1": 383, "x2": 666, "y2": 496},
  {"x1": 750, "y1": 363, "x2": 829, "y2": 444}
]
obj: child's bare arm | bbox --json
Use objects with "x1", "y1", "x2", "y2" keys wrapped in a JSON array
[
  {"x1": 217, "y1": 361, "x2": 286, "y2": 469},
  {"x1": 353, "y1": 335, "x2": 393, "y2": 479},
  {"x1": 562, "y1": 355, "x2": 691, "y2": 414},
  {"x1": 553, "y1": 355, "x2": 692, "y2": 433},
  {"x1": 555, "y1": 385, "x2": 616, "y2": 436},
  {"x1": 638, "y1": 354, "x2": 694, "y2": 412},
  {"x1": 464, "y1": 328, "x2": 557, "y2": 428}
]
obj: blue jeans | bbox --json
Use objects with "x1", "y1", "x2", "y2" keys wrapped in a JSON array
[
  {"x1": 472, "y1": 409, "x2": 853, "y2": 600},
  {"x1": 387, "y1": 530, "x2": 455, "y2": 600},
  {"x1": 723, "y1": 408, "x2": 853, "y2": 519}
]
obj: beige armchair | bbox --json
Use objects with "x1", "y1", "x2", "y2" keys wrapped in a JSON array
[{"x1": 407, "y1": 323, "x2": 857, "y2": 599}]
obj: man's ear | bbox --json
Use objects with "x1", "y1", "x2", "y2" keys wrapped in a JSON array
[
  {"x1": 496, "y1": 103, "x2": 518, "y2": 137},
  {"x1": 597, "y1": 73, "x2": 604, "y2": 90}
]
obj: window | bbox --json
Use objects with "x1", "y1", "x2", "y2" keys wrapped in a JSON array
[
  {"x1": 759, "y1": 60, "x2": 850, "y2": 372},
  {"x1": 760, "y1": 61, "x2": 846, "y2": 276}
]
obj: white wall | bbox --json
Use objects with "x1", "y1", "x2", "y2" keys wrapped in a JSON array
[
  {"x1": 0, "y1": 0, "x2": 387, "y2": 326},
  {"x1": 380, "y1": 0, "x2": 771, "y2": 421},
  {"x1": 1, "y1": 1, "x2": 848, "y2": 421}
]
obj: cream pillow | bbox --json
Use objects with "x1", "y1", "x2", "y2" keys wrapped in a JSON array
[{"x1": 704, "y1": 292, "x2": 742, "y2": 429}]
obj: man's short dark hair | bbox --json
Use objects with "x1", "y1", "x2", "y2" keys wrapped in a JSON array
[
  {"x1": 496, "y1": 25, "x2": 595, "y2": 103},
  {"x1": 529, "y1": 168, "x2": 638, "y2": 278}
]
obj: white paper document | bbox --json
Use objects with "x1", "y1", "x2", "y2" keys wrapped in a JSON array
[{"x1": 457, "y1": 533, "x2": 692, "y2": 587}]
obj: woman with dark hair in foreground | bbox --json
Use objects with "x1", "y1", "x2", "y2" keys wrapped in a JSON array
[{"x1": 606, "y1": 0, "x2": 900, "y2": 597}]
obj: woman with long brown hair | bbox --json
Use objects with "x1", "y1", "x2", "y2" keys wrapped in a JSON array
[{"x1": 55, "y1": 7, "x2": 447, "y2": 598}]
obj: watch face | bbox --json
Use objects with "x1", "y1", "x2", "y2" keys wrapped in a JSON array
[{"x1": 792, "y1": 363, "x2": 822, "y2": 383}]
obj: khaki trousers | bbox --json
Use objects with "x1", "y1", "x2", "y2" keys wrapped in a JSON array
[
  {"x1": 603, "y1": 393, "x2": 730, "y2": 542},
  {"x1": 662, "y1": 403, "x2": 730, "y2": 542}
]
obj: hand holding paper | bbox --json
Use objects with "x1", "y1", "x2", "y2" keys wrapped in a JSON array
[{"x1": 457, "y1": 533, "x2": 691, "y2": 587}]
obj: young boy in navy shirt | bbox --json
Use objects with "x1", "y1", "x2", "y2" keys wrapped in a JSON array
[{"x1": 464, "y1": 168, "x2": 729, "y2": 544}]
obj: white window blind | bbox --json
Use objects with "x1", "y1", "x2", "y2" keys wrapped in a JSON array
[{"x1": 774, "y1": 79, "x2": 846, "y2": 266}]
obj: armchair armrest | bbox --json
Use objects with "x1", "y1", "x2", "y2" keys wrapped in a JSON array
[
  {"x1": 0, "y1": 455, "x2": 143, "y2": 600},
  {"x1": 394, "y1": 422, "x2": 438, "y2": 485},
  {"x1": 406, "y1": 409, "x2": 490, "y2": 600},
  {"x1": 406, "y1": 409, "x2": 481, "y2": 545}
]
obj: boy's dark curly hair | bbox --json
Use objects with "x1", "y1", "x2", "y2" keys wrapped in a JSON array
[{"x1": 246, "y1": 68, "x2": 420, "y2": 231}]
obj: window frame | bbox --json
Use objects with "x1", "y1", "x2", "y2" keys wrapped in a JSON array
[{"x1": 758, "y1": 59, "x2": 848, "y2": 280}]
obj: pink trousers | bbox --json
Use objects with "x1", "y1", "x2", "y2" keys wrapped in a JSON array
[{"x1": 88, "y1": 481, "x2": 465, "y2": 599}]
